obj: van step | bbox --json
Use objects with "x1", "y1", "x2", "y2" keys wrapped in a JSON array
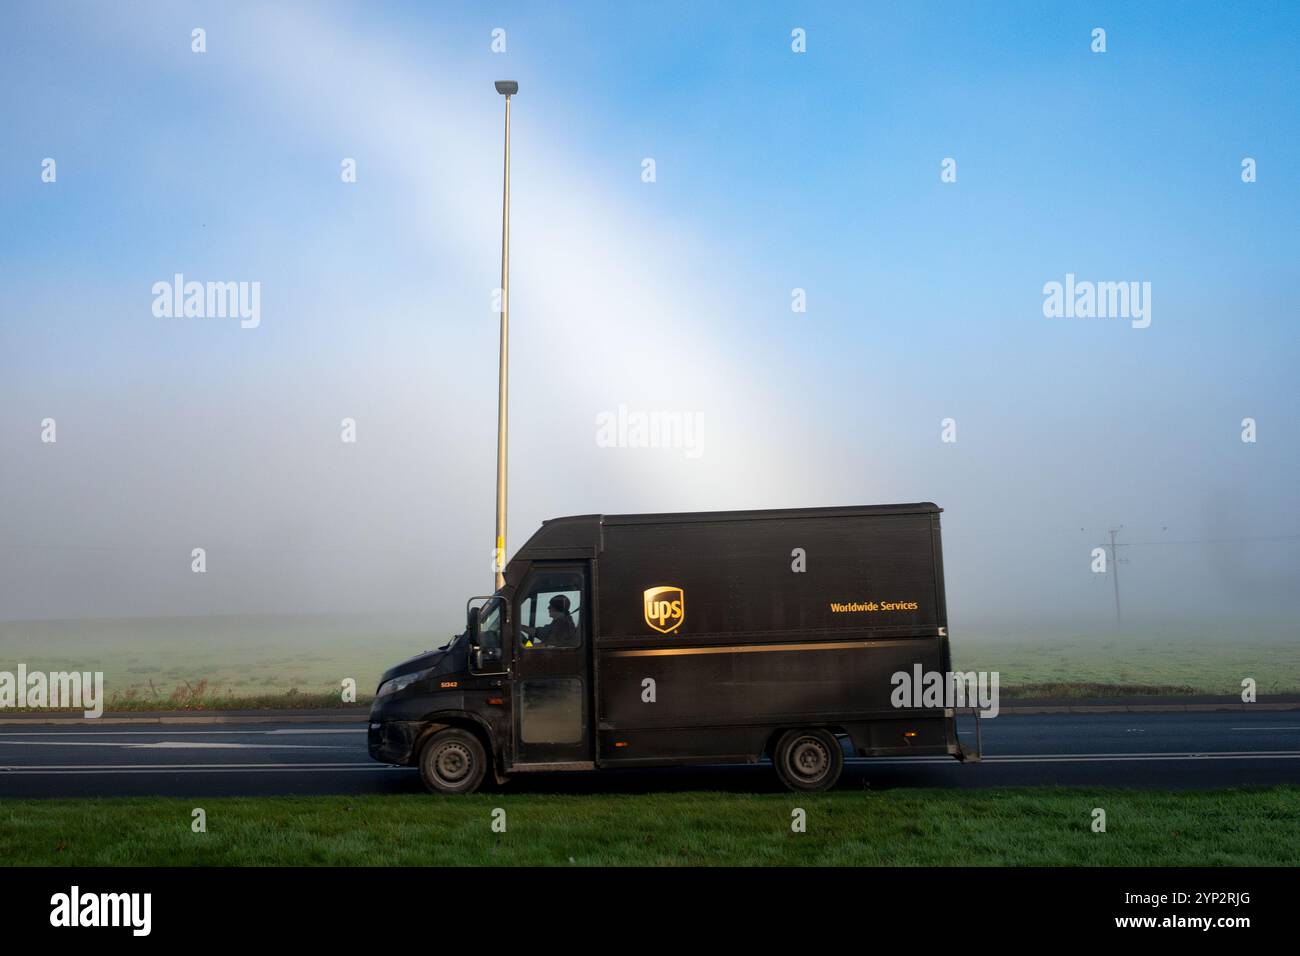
[{"x1": 508, "y1": 761, "x2": 597, "y2": 773}]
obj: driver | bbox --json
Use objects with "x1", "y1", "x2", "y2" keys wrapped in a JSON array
[{"x1": 520, "y1": 594, "x2": 577, "y2": 647}]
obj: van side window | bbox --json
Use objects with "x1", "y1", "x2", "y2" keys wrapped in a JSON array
[
  {"x1": 517, "y1": 572, "x2": 583, "y2": 649},
  {"x1": 478, "y1": 598, "x2": 503, "y2": 651}
]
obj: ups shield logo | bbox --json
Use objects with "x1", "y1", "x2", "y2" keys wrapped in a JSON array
[{"x1": 643, "y1": 586, "x2": 685, "y2": 634}]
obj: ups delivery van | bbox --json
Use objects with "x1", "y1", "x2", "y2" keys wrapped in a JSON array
[{"x1": 368, "y1": 503, "x2": 976, "y2": 793}]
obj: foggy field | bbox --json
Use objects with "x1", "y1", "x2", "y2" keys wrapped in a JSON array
[
  {"x1": 953, "y1": 630, "x2": 1300, "y2": 698},
  {"x1": 0, "y1": 615, "x2": 434, "y2": 705},
  {"x1": 1, "y1": 616, "x2": 1296, "y2": 707},
  {"x1": 4, "y1": 788, "x2": 1297, "y2": 866}
]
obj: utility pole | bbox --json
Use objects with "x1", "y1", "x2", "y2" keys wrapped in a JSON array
[{"x1": 492, "y1": 80, "x2": 517, "y2": 590}]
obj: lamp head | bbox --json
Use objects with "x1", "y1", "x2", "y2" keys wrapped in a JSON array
[{"x1": 494, "y1": 80, "x2": 518, "y2": 96}]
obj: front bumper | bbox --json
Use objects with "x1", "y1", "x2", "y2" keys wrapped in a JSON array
[{"x1": 367, "y1": 719, "x2": 425, "y2": 765}]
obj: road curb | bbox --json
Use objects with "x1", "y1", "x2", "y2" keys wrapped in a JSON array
[
  {"x1": 1000, "y1": 702, "x2": 1300, "y2": 715},
  {"x1": 1, "y1": 701, "x2": 1296, "y2": 724}
]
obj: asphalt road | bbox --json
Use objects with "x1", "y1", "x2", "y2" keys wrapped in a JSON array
[{"x1": 2, "y1": 710, "x2": 1299, "y2": 797}]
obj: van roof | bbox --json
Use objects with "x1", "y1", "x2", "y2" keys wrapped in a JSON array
[
  {"x1": 545, "y1": 502, "x2": 941, "y2": 527},
  {"x1": 507, "y1": 503, "x2": 941, "y2": 575}
]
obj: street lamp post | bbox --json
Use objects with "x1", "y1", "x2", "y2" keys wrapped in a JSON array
[{"x1": 493, "y1": 80, "x2": 517, "y2": 590}]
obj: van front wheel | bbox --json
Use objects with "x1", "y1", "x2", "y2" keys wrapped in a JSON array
[
  {"x1": 773, "y1": 729, "x2": 843, "y2": 792},
  {"x1": 419, "y1": 728, "x2": 487, "y2": 795}
]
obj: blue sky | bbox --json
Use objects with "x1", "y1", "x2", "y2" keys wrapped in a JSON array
[{"x1": 1, "y1": 2, "x2": 1297, "y2": 631}]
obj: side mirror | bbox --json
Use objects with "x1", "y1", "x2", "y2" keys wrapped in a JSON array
[{"x1": 467, "y1": 605, "x2": 481, "y2": 646}]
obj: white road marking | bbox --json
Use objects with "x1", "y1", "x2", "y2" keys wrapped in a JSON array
[
  {"x1": 987, "y1": 750, "x2": 1300, "y2": 758},
  {"x1": 1231, "y1": 727, "x2": 1300, "y2": 731},
  {"x1": 0, "y1": 763, "x2": 406, "y2": 774},
  {"x1": 0, "y1": 729, "x2": 364, "y2": 737},
  {"x1": 4, "y1": 750, "x2": 1300, "y2": 776},
  {"x1": 266, "y1": 728, "x2": 364, "y2": 734},
  {"x1": 0, "y1": 740, "x2": 351, "y2": 750},
  {"x1": 852, "y1": 751, "x2": 1300, "y2": 765},
  {"x1": 136, "y1": 742, "x2": 350, "y2": 750}
]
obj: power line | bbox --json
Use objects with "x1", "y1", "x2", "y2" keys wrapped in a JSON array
[
  {"x1": 1116, "y1": 534, "x2": 1300, "y2": 547},
  {"x1": 1088, "y1": 527, "x2": 1300, "y2": 627}
]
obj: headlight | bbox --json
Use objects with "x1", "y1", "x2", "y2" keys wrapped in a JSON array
[{"x1": 376, "y1": 672, "x2": 422, "y2": 698}]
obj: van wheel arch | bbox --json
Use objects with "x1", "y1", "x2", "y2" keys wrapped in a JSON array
[
  {"x1": 765, "y1": 725, "x2": 849, "y2": 759},
  {"x1": 770, "y1": 727, "x2": 845, "y2": 792},
  {"x1": 417, "y1": 727, "x2": 487, "y2": 794},
  {"x1": 413, "y1": 715, "x2": 496, "y2": 774}
]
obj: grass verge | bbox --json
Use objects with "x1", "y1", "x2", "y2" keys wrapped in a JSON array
[
  {"x1": 3, "y1": 788, "x2": 1296, "y2": 866},
  {"x1": 1000, "y1": 682, "x2": 1199, "y2": 699}
]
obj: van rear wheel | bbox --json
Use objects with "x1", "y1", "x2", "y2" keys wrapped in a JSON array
[
  {"x1": 773, "y1": 729, "x2": 843, "y2": 792},
  {"x1": 418, "y1": 728, "x2": 487, "y2": 795}
]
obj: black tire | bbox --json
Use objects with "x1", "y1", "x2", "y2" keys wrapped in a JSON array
[
  {"x1": 772, "y1": 728, "x2": 843, "y2": 792},
  {"x1": 418, "y1": 728, "x2": 488, "y2": 795}
]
